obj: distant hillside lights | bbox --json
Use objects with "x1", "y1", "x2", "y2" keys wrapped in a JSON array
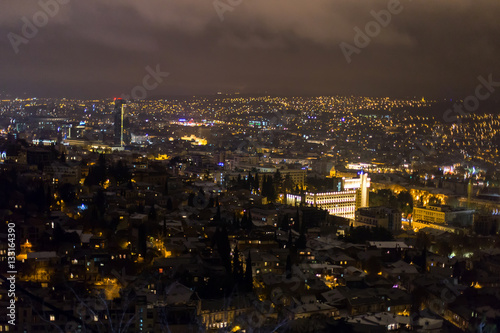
[
  {"x1": 8, "y1": 0, "x2": 70, "y2": 54},
  {"x1": 180, "y1": 135, "x2": 207, "y2": 146}
]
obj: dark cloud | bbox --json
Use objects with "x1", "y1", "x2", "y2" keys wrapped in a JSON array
[{"x1": 0, "y1": 0, "x2": 499, "y2": 98}]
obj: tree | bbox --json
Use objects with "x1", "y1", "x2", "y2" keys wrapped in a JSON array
[
  {"x1": 262, "y1": 175, "x2": 277, "y2": 202},
  {"x1": 241, "y1": 213, "x2": 248, "y2": 230},
  {"x1": 295, "y1": 207, "x2": 301, "y2": 231},
  {"x1": 110, "y1": 160, "x2": 131, "y2": 186},
  {"x1": 58, "y1": 183, "x2": 75, "y2": 205},
  {"x1": 138, "y1": 224, "x2": 147, "y2": 256},
  {"x1": 244, "y1": 253, "x2": 253, "y2": 291},
  {"x1": 416, "y1": 248, "x2": 427, "y2": 273},
  {"x1": 253, "y1": 173, "x2": 260, "y2": 193},
  {"x1": 273, "y1": 169, "x2": 282, "y2": 185},
  {"x1": 428, "y1": 196, "x2": 442, "y2": 206},
  {"x1": 285, "y1": 254, "x2": 292, "y2": 279},
  {"x1": 214, "y1": 205, "x2": 221, "y2": 223},
  {"x1": 280, "y1": 214, "x2": 290, "y2": 231},
  {"x1": 137, "y1": 203, "x2": 145, "y2": 214},
  {"x1": 396, "y1": 190, "x2": 413, "y2": 216},
  {"x1": 187, "y1": 193, "x2": 195, "y2": 206},
  {"x1": 246, "y1": 211, "x2": 253, "y2": 231},
  {"x1": 148, "y1": 204, "x2": 157, "y2": 222},
  {"x1": 232, "y1": 246, "x2": 243, "y2": 283},
  {"x1": 363, "y1": 257, "x2": 381, "y2": 276},
  {"x1": 53, "y1": 222, "x2": 65, "y2": 248},
  {"x1": 369, "y1": 189, "x2": 398, "y2": 208},
  {"x1": 345, "y1": 226, "x2": 394, "y2": 244},
  {"x1": 436, "y1": 240, "x2": 453, "y2": 257},
  {"x1": 295, "y1": 232, "x2": 307, "y2": 249},
  {"x1": 232, "y1": 213, "x2": 240, "y2": 230},
  {"x1": 94, "y1": 189, "x2": 106, "y2": 216},
  {"x1": 84, "y1": 155, "x2": 107, "y2": 186},
  {"x1": 415, "y1": 232, "x2": 431, "y2": 250},
  {"x1": 246, "y1": 172, "x2": 254, "y2": 191},
  {"x1": 283, "y1": 174, "x2": 294, "y2": 200},
  {"x1": 214, "y1": 226, "x2": 231, "y2": 272},
  {"x1": 164, "y1": 177, "x2": 169, "y2": 195},
  {"x1": 286, "y1": 230, "x2": 294, "y2": 249}
]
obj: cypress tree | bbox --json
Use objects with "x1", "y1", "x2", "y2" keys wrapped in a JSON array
[
  {"x1": 164, "y1": 177, "x2": 169, "y2": 195},
  {"x1": 241, "y1": 213, "x2": 248, "y2": 230},
  {"x1": 280, "y1": 214, "x2": 289, "y2": 231},
  {"x1": 247, "y1": 211, "x2": 253, "y2": 231},
  {"x1": 253, "y1": 173, "x2": 260, "y2": 193},
  {"x1": 295, "y1": 207, "x2": 301, "y2": 230},
  {"x1": 233, "y1": 246, "x2": 243, "y2": 283},
  {"x1": 148, "y1": 203, "x2": 157, "y2": 222},
  {"x1": 215, "y1": 205, "x2": 221, "y2": 223},
  {"x1": 244, "y1": 252, "x2": 253, "y2": 291},
  {"x1": 286, "y1": 254, "x2": 292, "y2": 279}
]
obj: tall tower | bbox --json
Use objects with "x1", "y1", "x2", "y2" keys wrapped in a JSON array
[
  {"x1": 467, "y1": 178, "x2": 472, "y2": 209},
  {"x1": 356, "y1": 172, "x2": 369, "y2": 209},
  {"x1": 114, "y1": 98, "x2": 126, "y2": 146}
]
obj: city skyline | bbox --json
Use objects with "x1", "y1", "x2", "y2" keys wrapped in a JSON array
[{"x1": 2, "y1": 2, "x2": 500, "y2": 332}]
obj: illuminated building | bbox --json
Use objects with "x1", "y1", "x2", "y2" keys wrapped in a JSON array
[
  {"x1": 113, "y1": 98, "x2": 129, "y2": 147},
  {"x1": 413, "y1": 205, "x2": 474, "y2": 226},
  {"x1": 275, "y1": 169, "x2": 307, "y2": 189},
  {"x1": 353, "y1": 172, "x2": 369, "y2": 209},
  {"x1": 410, "y1": 205, "x2": 475, "y2": 233},
  {"x1": 69, "y1": 121, "x2": 86, "y2": 139},
  {"x1": 286, "y1": 174, "x2": 370, "y2": 220}
]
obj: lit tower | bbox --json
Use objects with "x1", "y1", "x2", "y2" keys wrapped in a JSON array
[
  {"x1": 356, "y1": 171, "x2": 369, "y2": 209},
  {"x1": 114, "y1": 98, "x2": 126, "y2": 147},
  {"x1": 467, "y1": 178, "x2": 472, "y2": 209}
]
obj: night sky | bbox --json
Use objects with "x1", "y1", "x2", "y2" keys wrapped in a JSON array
[{"x1": 1, "y1": 0, "x2": 499, "y2": 99}]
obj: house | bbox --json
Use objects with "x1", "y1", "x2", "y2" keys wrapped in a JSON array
[
  {"x1": 198, "y1": 295, "x2": 253, "y2": 330},
  {"x1": 285, "y1": 302, "x2": 339, "y2": 320}
]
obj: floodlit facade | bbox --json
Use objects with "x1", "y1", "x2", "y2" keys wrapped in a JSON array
[
  {"x1": 286, "y1": 174, "x2": 370, "y2": 220},
  {"x1": 413, "y1": 205, "x2": 474, "y2": 226}
]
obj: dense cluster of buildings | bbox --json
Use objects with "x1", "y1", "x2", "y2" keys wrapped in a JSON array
[{"x1": 0, "y1": 96, "x2": 499, "y2": 332}]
